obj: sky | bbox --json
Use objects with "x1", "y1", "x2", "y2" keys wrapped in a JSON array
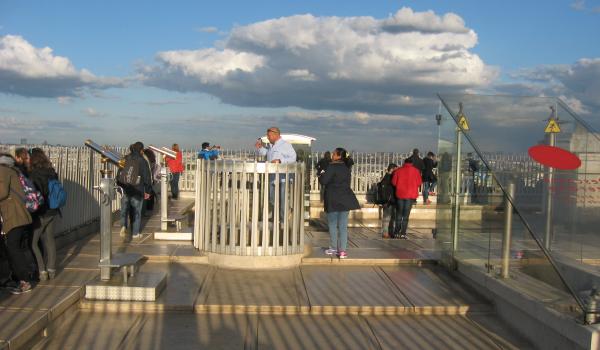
[{"x1": 0, "y1": 0, "x2": 599, "y2": 152}]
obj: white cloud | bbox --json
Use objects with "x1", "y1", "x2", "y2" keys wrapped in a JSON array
[
  {"x1": 0, "y1": 35, "x2": 122, "y2": 97},
  {"x1": 500, "y1": 58, "x2": 600, "y2": 114},
  {"x1": 82, "y1": 107, "x2": 106, "y2": 118},
  {"x1": 57, "y1": 96, "x2": 72, "y2": 105},
  {"x1": 141, "y1": 8, "x2": 496, "y2": 115}
]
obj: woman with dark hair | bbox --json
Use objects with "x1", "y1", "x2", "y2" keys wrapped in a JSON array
[
  {"x1": 166, "y1": 143, "x2": 183, "y2": 200},
  {"x1": 0, "y1": 152, "x2": 33, "y2": 293},
  {"x1": 319, "y1": 147, "x2": 360, "y2": 259},
  {"x1": 29, "y1": 148, "x2": 60, "y2": 280}
]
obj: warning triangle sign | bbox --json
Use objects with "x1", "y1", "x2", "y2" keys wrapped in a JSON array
[
  {"x1": 545, "y1": 119, "x2": 561, "y2": 133},
  {"x1": 458, "y1": 114, "x2": 470, "y2": 131}
]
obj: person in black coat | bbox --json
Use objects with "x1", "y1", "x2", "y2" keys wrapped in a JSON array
[
  {"x1": 318, "y1": 147, "x2": 360, "y2": 259},
  {"x1": 405, "y1": 148, "x2": 425, "y2": 173},
  {"x1": 422, "y1": 151, "x2": 437, "y2": 205},
  {"x1": 28, "y1": 148, "x2": 60, "y2": 280},
  {"x1": 380, "y1": 163, "x2": 398, "y2": 238}
]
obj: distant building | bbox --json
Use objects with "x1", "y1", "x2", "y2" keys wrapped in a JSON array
[{"x1": 20, "y1": 138, "x2": 27, "y2": 145}]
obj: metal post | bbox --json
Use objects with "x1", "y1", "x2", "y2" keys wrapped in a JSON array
[
  {"x1": 160, "y1": 154, "x2": 169, "y2": 232},
  {"x1": 451, "y1": 129, "x2": 462, "y2": 255},
  {"x1": 544, "y1": 132, "x2": 555, "y2": 250},
  {"x1": 99, "y1": 162, "x2": 114, "y2": 281},
  {"x1": 501, "y1": 182, "x2": 516, "y2": 279}
]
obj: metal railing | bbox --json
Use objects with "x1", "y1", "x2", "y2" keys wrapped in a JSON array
[{"x1": 193, "y1": 159, "x2": 305, "y2": 256}]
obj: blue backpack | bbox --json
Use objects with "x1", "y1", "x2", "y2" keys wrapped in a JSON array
[{"x1": 47, "y1": 178, "x2": 67, "y2": 209}]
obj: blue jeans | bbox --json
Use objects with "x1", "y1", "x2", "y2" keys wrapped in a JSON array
[
  {"x1": 423, "y1": 181, "x2": 436, "y2": 203},
  {"x1": 327, "y1": 211, "x2": 349, "y2": 251},
  {"x1": 170, "y1": 172, "x2": 180, "y2": 198},
  {"x1": 120, "y1": 194, "x2": 143, "y2": 235},
  {"x1": 394, "y1": 199, "x2": 414, "y2": 237}
]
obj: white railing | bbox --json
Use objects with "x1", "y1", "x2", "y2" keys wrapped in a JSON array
[{"x1": 193, "y1": 159, "x2": 305, "y2": 256}]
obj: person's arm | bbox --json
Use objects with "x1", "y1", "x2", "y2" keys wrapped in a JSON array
[
  {"x1": 319, "y1": 165, "x2": 335, "y2": 186},
  {"x1": 391, "y1": 170, "x2": 398, "y2": 187}
]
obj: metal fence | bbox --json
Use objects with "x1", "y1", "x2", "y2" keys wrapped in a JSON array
[{"x1": 193, "y1": 159, "x2": 305, "y2": 256}]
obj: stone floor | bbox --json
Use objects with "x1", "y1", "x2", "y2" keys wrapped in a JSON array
[{"x1": 1, "y1": 198, "x2": 535, "y2": 349}]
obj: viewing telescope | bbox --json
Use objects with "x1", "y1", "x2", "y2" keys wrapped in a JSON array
[
  {"x1": 85, "y1": 139, "x2": 124, "y2": 168},
  {"x1": 148, "y1": 145, "x2": 177, "y2": 159}
]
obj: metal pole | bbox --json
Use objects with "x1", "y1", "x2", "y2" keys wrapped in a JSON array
[
  {"x1": 451, "y1": 129, "x2": 462, "y2": 255},
  {"x1": 99, "y1": 162, "x2": 114, "y2": 281},
  {"x1": 544, "y1": 132, "x2": 555, "y2": 250},
  {"x1": 501, "y1": 182, "x2": 516, "y2": 279},
  {"x1": 160, "y1": 154, "x2": 169, "y2": 232}
]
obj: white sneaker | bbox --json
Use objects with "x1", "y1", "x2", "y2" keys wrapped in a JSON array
[
  {"x1": 120, "y1": 226, "x2": 128, "y2": 237},
  {"x1": 325, "y1": 248, "x2": 337, "y2": 255},
  {"x1": 132, "y1": 233, "x2": 141, "y2": 240}
]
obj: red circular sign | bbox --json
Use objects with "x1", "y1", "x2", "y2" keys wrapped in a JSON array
[{"x1": 528, "y1": 145, "x2": 581, "y2": 170}]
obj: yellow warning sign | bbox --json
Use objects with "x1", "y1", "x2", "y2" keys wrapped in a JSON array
[
  {"x1": 545, "y1": 119, "x2": 561, "y2": 133},
  {"x1": 458, "y1": 114, "x2": 470, "y2": 131}
]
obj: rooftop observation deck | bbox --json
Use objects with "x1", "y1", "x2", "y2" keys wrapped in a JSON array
[{"x1": 0, "y1": 198, "x2": 533, "y2": 350}]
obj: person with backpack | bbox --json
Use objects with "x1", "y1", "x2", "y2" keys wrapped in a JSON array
[
  {"x1": 319, "y1": 147, "x2": 360, "y2": 259},
  {"x1": 315, "y1": 151, "x2": 331, "y2": 202},
  {"x1": 166, "y1": 143, "x2": 183, "y2": 200},
  {"x1": 118, "y1": 142, "x2": 151, "y2": 241},
  {"x1": 0, "y1": 153, "x2": 34, "y2": 294},
  {"x1": 422, "y1": 152, "x2": 438, "y2": 205},
  {"x1": 29, "y1": 148, "x2": 64, "y2": 280},
  {"x1": 391, "y1": 157, "x2": 422, "y2": 239},
  {"x1": 377, "y1": 163, "x2": 397, "y2": 238}
]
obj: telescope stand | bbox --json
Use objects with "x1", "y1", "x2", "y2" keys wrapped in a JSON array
[
  {"x1": 85, "y1": 157, "x2": 166, "y2": 301},
  {"x1": 154, "y1": 154, "x2": 192, "y2": 240}
]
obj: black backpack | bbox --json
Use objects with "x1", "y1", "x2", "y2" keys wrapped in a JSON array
[
  {"x1": 374, "y1": 174, "x2": 394, "y2": 205},
  {"x1": 118, "y1": 155, "x2": 141, "y2": 186}
]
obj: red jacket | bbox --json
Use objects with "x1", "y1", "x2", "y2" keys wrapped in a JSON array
[
  {"x1": 391, "y1": 163, "x2": 422, "y2": 199},
  {"x1": 166, "y1": 151, "x2": 184, "y2": 173}
]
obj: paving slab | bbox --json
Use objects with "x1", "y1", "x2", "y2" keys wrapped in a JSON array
[
  {"x1": 0, "y1": 309, "x2": 48, "y2": 350},
  {"x1": 380, "y1": 266, "x2": 488, "y2": 314},
  {"x1": 301, "y1": 266, "x2": 409, "y2": 314},
  {"x1": 0, "y1": 285, "x2": 80, "y2": 312},
  {"x1": 257, "y1": 315, "x2": 377, "y2": 350},
  {"x1": 366, "y1": 315, "x2": 511, "y2": 349},
  {"x1": 126, "y1": 313, "x2": 253, "y2": 350},
  {"x1": 196, "y1": 267, "x2": 308, "y2": 313},
  {"x1": 33, "y1": 310, "x2": 141, "y2": 350},
  {"x1": 59, "y1": 254, "x2": 100, "y2": 270},
  {"x1": 38, "y1": 269, "x2": 99, "y2": 288}
]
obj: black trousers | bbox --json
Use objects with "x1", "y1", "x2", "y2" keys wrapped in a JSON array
[{"x1": 5, "y1": 225, "x2": 32, "y2": 282}]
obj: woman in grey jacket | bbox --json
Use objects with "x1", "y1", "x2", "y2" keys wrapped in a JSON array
[{"x1": 318, "y1": 148, "x2": 360, "y2": 259}]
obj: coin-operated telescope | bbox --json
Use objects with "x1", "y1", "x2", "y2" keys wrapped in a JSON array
[
  {"x1": 85, "y1": 140, "x2": 124, "y2": 169},
  {"x1": 84, "y1": 140, "x2": 142, "y2": 282},
  {"x1": 149, "y1": 145, "x2": 177, "y2": 232}
]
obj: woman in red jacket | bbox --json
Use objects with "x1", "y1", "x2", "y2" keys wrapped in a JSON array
[
  {"x1": 391, "y1": 158, "x2": 422, "y2": 239},
  {"x1": 166, "y1": 144, "x2": 183, "y2": 200}
]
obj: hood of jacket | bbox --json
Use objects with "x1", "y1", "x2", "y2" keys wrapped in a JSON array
[{"x1": 0, "y1": 154, "x2": 15, "y2": 168}]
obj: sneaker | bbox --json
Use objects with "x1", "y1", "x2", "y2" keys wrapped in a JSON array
[
  {"x1": 325, "y1": 248, "x2": 337, "y2": 255},
  {"x1": 119, "y1": 226, "x2": 128, "y2": 238},
  {"x1": 48, "y1": 269, "x2": 56, "y2": 280},
  {"x1": 132, "y1": 233, "x2": 142, "y2": 240},
  {"x1": 9, "y1": 281, "x2": 33, "y2": 294},
  {"x1": 39, "y1": 271, "x2": 48, "y2": 281},
  {"x1": 399, "y1": 235, "x2": 408, "y2": 239},
  {"x1": 338, "y1": 251, "x2": 348, "y2": 259}
]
